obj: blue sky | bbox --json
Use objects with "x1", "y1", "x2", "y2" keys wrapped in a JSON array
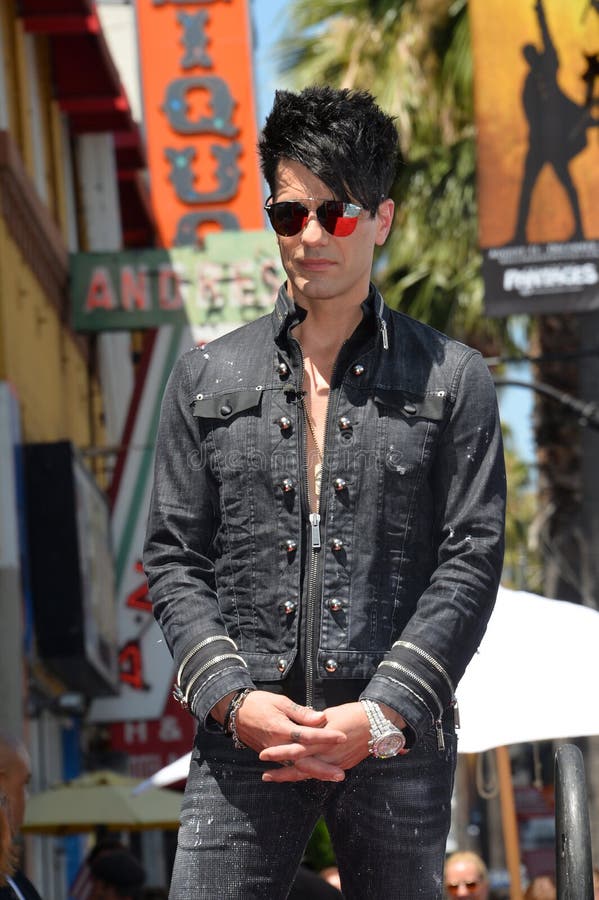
[{"x1": 252, "y1": 0, "x2": 291, "y2": 125}]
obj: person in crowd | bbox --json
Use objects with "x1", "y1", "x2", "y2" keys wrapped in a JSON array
[
  {"x1": 0, "y1": 731, "x2": 42, "y2": 900},
  {"x1": 444, "y1": 851, "x2": 490, "y2": 899},
  {"x1": 318, "y1": 866, "x2": 342, "y2": 891},
  {"x1": 288, "y1": 864, "x2": 342, "y2": 899},
  {"x1": 145, "y1": 84, "x2": 506, "y2": 898},
  {"x1": 70, "y1": 839, "x2": 129, "y2": 900},
  {"x1": 89, "y1": 849, "x2": 146, "y2": 900},
  {"x1": 523, "y1": 874, "x2": 556, "y2": 900}
]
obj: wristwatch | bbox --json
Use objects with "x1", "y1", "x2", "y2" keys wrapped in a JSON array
[{"x1": 360, "y1": 699, "x2": 406, "y2": 758}]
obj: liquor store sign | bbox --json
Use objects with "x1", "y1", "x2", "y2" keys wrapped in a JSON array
[{"x1": 71, "y1": 230, "x2": 283, "y2": 332}]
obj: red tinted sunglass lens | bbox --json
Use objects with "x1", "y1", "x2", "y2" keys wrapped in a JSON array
[
  {"x1": 319, "y1": 201, "x2": 359, "y2": 236},
  {"x1": 268, "y1": 202, "x2": 308, "y2": 236}
]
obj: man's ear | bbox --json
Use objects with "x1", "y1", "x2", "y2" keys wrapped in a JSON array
[{"x1": 375, "y1": 198, "x2": 395, "y2": 246}]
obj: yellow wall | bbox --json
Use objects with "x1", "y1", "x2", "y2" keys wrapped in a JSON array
[
  {"x1": 0, "y1": 215, "x2": 104, "y2": 448},
  {"x1": 0, "y1": 3, "x2": 105, "y2": 453}
]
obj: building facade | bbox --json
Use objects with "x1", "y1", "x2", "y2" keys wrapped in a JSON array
[{"x1": 0, "y1": 1, "x2": 155, "y2": 895}]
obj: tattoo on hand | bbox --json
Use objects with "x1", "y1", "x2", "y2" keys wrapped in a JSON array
[{"x1": 291, "y1": 730, "x2": 301, "y2": 743}]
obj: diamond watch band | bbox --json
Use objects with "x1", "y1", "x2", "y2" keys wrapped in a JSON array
[
  {"x1": 360, "y1": 698, "x2": 406, "y2": 757},
  {"x1": 361, "y1": 699, "x2": 388, "y2": 730}
]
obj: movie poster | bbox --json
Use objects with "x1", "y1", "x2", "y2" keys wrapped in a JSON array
[{"x1": 470, "y1": 0, "x2": 599, "y2": 315}]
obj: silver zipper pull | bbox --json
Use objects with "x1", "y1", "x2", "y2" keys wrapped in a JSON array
[
  {"x1": 452, "y1": 698, "x2": 460, "y2": 729},
  {"x1": 309, "y1": 513, "x2": 321, "y2": 549},
  {"x1": 380, "y1": 318, "x2": 389, "y2": 350},
  {"x1": 435, "y1": 718, "x2": 445, "y2": 751}
]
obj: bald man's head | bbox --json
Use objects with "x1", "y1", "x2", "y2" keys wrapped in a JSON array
[{"x1": 0, "y1": 731, "x2": 31, "y2": 835}]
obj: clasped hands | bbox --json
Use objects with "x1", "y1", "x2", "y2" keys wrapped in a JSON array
[{"x1": 212, "y1": 690, "x2": 404, "y2": 783}]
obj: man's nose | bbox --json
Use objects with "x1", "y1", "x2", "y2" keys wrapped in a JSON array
[{"x1": 300, "y1": 211, "x2": 327, "y2": 243}]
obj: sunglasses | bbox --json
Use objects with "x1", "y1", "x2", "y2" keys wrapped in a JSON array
[
  {"x1": 264, "y1": 198, "x2": 365, "y2": 237},
  {"x1": 446, "y1": 880, "x2": 482, "y2": 896}
]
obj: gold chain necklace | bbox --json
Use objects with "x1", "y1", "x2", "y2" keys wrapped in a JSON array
[{"x1": 303, "y1": 399, "x2": 323, "y2": 499}]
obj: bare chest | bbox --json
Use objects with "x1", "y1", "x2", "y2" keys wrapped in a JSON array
[{"x1": 302, "y1": 356, "x2": 332, "y2": 511}]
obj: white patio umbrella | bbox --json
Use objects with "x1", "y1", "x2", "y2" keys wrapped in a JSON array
[
  {"x1": 140, "y1": 584, "x2": 599, "y2": 789},
  {"x1": 456, "y1": 585, "x2": 599, "y2": 752},
  {"x1": 133, "y1": 752, "x2": 191, "y2": 795},
  {"x1": 456, "y1": 585, "x2": 599, "y2": 899}
]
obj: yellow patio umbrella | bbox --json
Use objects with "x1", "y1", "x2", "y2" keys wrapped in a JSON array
[{"x1": 21, "y1": 769, "x2": 182, "y2": 835}]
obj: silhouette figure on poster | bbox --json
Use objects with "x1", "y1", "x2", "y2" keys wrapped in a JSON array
[
  {"x1": 512, "y1": 0, "x2": 599, "y2": 244},
  {"x1": 583, "y1": 0, "x2": 599, "y2": 20}
]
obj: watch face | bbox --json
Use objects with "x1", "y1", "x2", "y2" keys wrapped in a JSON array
[{"x1": 374, "y1": 732, "x2": 405, "y2": 759}]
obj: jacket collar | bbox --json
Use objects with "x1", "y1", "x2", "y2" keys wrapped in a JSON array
[{"x1": 271, "y1": 283, "x2": 389, "y2": 351}]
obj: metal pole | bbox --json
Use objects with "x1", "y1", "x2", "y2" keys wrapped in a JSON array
[{"x1": 555, "y1": 744, "x2": 593, "y2": 899}]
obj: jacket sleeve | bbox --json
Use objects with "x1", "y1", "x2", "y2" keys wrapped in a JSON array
[
  {"x1": 143, "y1": 352, "x2": 255, "y2": 727},
  {"x1": 361, "y1": 350, "x2": 506, "y2": 744}
]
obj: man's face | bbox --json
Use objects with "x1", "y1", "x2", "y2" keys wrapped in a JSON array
[
  {"x1": 89, "y1": 881, "x2": 127, "y2": 900},
  {"x1": 445, "y1": 858, "x2": 489, "y2": 900},
  {"x1": 271, "y1": 159, "x2": 394, "y2": 310},
  {"x1": 0, "y1": 748, "x2": 30, "y2": 834}
]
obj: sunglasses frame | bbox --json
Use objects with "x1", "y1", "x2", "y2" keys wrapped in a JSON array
[{"x1": 264, "y1": 197, "x2": 365, "y2": 238}]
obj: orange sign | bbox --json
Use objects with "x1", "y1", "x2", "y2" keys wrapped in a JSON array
[{"x1": 135, "y1": 0, "x2": 264, "y2": 247}]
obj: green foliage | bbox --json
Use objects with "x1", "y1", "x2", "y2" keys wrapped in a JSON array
[
  {"x1": 304, "y1": 817, "x2": 337, "y2": 871},
  {"x1": 501, "y1": 431, "x2": 543, "y2": 594}
]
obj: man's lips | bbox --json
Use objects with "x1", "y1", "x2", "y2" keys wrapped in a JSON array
[{"x1": 296, "y1": 257, "x2": 335, "y2": 271}]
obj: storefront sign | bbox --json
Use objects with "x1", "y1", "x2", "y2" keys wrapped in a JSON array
[
  {"x1": 135, "y1": 0, "x2": 264, "y2": 246},
  {"x1": 71, "y1": 231, "x2": 283, "y2": 332}
]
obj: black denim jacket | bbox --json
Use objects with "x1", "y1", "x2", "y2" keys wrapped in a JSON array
[{"x1": 143, "y1": 285, "x2": 506, "y2": 746}]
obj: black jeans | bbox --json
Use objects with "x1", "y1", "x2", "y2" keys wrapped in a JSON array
[{"x1": 169, "y1": 718, "x2": 457, "y2": 900}]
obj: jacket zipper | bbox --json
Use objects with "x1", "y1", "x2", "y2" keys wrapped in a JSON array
[
  {"x1": 378, "y1": 659, "x2": 447, "y2": 750},
  {"x1": 177, "y1": 634, "x2": 237, "y2": 688},
  {"x1": 183, "y1": 652, "x2": 248, "y2": 707},
  {"x1": 301, "y1": 383, "x2": 326, "y2": 711},
  {"x1": 391, "y1": 640, "x2": 455, "y2": 696},
  {"x1": 294, "y1": 312, "x2": 384, "y2": 708},
  {"x1": 295, "y1": 339, "x2": 344, "y2": 710},
  {"x1": 391, "y1": 639, "x2": 458, "y2": 737}
]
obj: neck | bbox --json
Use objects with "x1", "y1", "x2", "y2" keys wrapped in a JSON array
[{"x1": 293, "y1": 296, "x2": 365, "y2": 360}]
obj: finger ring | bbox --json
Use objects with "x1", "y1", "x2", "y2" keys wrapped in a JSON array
[{"x1": 283, "y1": 760, "x2": 294, "y2": 768}]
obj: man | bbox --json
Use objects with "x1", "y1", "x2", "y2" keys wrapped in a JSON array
[
  {"x1": 144, "y1": 85, "x2": 506, "y2": 899},
  {"x1": 0, "y1": 731, "x2": 42, "y2": 900},
  {"x1": 88, "y1": 849, "x2": 145, "y2": 900},
  {"x1": 444, "y1": 852, "x2": 489, "y2": 899}
]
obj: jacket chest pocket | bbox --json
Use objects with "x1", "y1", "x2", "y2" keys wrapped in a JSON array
[
  {"x1": 374, "y1": 390, "x2": 447, "y2": 529},
  {"x1": 192, "y1": 389, "x2": 265, "y2": 475}
]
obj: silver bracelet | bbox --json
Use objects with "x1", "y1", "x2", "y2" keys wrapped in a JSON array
[{"x1": 228, "y1": 688, "x2": 254, "y2": 750}]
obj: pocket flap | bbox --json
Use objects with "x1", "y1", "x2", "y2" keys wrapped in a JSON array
[
  {"x1": 374, "y1": 390, "x2": 446, "y2": 421},
  {"x1": 192, "y1": 389, "x2": 263, "y2": 420}
]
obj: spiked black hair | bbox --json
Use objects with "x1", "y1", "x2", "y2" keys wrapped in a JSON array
[{"x1": 258, "y1": 86, "x2": 401, "y2": 214}]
